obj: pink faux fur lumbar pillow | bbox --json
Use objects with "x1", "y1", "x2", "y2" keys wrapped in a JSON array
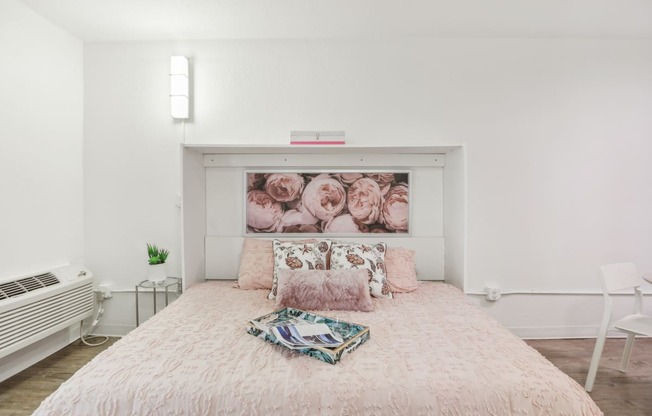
[{"x1": 276, "y1": 269, "x2": 374, "y2": 312}]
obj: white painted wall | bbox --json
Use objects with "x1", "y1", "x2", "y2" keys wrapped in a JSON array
[
  {"x1": 83, "y1": 43, "x2": 182, "y2": 298},
  {"x1": 0, "y1": 0, "x2": 84, "y2": 279},
  {"x1": 0, "y1": 0, "x2": 84, "y2": 380},
  {"x1": 83, "y1": 38, "x2": 652, "y2": 336},
  {"x1": 443, "y1": 146, "x2": 466, "y2": 290}
]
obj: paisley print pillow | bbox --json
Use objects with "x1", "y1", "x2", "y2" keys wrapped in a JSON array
[
  {"x1": 269, "y1": 239, "x2": 331, "y2": 300},
  {"x1": 329, "y1": 242, "x2": 392, "y2": 299}
]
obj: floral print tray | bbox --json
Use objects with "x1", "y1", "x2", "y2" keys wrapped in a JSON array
[{"x1": 247, "y1": 307, "x2": 370, "y2": 365}]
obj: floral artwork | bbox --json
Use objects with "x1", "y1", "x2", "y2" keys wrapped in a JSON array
[{"x1": 245, "y1": 171, "x2": 410, "y2": 234}]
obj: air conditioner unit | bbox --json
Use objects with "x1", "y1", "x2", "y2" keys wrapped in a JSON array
[{"x1": 0, "y1": 265, "x2": 94, "y2": 359}]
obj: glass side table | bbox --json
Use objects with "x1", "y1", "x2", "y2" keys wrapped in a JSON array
[{"x1": 135, "y1": 277, "x2": 182, "y2": 327}]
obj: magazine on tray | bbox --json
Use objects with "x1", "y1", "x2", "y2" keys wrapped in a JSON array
[{"x1": 251, "y1": 314, "x2": 343, "y2": 350}]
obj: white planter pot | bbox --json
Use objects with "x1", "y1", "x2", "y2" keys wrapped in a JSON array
[{"x1": 147, "y1": 263, "x2": 167, "y2": 284}]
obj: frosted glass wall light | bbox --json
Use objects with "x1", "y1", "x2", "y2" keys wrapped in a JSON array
[{"x1": 170, "y1": 56, "x2": 189, "y2": 119}]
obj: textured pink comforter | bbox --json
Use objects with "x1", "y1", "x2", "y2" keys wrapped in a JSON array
[{"x1": 35, "y1": 281, "x2": 602, "y2": 415}]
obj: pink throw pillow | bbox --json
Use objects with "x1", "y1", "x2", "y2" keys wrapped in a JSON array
[
  {"x1": 275, "y1": 269, "x2": 374, "y2": 312},
  {"x1": 237, "y1": 239, "x2": 321, "y2": 290},
  {"x1": 385, "y1": 247, "x2": 418, "y2": 293},
  {"x1": 237, "y1": 239, "x2": 274, "y2": 290}
]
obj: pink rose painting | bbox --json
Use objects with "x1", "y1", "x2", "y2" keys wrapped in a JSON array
[{"x1": 246, "y1": 171, "x2": 410, "y2": 234}]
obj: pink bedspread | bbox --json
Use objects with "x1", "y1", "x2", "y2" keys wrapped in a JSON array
[{"x1": 35, "y1": 281, "x2": 601, "y2": 415}]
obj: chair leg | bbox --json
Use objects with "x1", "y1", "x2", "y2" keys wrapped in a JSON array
[
  {"x1": 585, "y1": 331, "x2": 608, "y2": 392},
  {"x1": 619, "y1": 334, "x2": 635, "y2": 372}
]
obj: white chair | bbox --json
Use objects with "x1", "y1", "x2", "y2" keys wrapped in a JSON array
[{"x1": 585, "y1": 263, "x2": 652, "y2": 392}]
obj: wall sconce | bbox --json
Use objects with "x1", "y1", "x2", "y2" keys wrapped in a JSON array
[{"x1": 170, "y1": 56, "x2": 189, "y2": 119}]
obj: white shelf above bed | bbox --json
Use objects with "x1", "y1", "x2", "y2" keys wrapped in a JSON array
[{"x1": 184, "y1": 144, "x2": 461, "y2": 155}]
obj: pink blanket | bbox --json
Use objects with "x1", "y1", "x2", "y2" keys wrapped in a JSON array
[{"x1": 35, "y1": 281, "x2": 601, "y2": 415}]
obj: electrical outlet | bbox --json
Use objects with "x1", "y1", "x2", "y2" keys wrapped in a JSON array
[
  {"x1": 97, "y1": 283, "x2": 113, "y2": 300},
  {"x1": 484, "y1": 286, "x2": 501, "y2": 302}
]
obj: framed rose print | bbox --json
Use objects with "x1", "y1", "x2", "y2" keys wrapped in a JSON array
[{"x1": 244, "y1": 171, "x2": 410, "y2": 235}]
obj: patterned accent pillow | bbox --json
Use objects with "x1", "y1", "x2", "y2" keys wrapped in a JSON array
[
  {"x1": 269, "y1": 239, "x2": 331, "y2": 299},
  {"x1": 330, "y1": 242, "x2": 393, "y2": 299}
]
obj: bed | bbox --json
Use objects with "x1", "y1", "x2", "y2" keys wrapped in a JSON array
[{"x1": 34, "y1": 280, "x2": 601, "y2": 415}]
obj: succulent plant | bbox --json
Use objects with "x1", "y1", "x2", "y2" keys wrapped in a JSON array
[{"x1": 147, "y1": 244, "x2": 169, "y2": 265}]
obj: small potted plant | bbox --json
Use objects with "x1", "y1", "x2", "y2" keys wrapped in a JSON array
[{"x1": 147, "y1": 243, "x2": 169, "y2": 283}]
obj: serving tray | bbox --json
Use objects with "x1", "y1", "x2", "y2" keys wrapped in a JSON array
[{"x1": 247, "y1": 307, "x2": 370, "y2": 365}]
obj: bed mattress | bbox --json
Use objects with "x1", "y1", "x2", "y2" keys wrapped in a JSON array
[{"x1": 34, "y1": 281, "x2": 601, "y2": 415}]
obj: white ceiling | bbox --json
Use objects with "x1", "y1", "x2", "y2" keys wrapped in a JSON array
[{"x1": 18, "y1": 0, "x2": 652, "y2": 42}]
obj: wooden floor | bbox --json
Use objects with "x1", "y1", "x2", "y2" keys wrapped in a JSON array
[
  {"x1": 0, "y1": 337, "x2": 649, "y2": 415},
  {"x1": 0, "y1": 337, "x2": 118, "y2": 416},
  {"x1": 526, "y1": 338, "x2": 652, "y2": 416}
]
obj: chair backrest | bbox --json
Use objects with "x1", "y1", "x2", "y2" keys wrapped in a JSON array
[{"x1": 600, "y1": 263, "x2": 641, "y2": 293}]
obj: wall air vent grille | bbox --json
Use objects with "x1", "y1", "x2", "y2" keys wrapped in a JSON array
[
  {"x1": 0, "y1": 282, "x2": 93, "y2": 354},
  {"x1": 33, "y1": 272, "x2": 60, "y2": 287},
  {"x1": 0, "y1": 273, "x2": 60, "y2": 302},
  {"x1": 0, "y1": 266, "x2": 93, "y2": 361}
]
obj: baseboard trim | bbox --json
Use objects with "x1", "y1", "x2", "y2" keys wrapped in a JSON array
[
  {"x1": 93, "y1": 323, "x2": 134, "y2": 337},
  {"x1": 511, "y1": 325, "x2": 636, "y2": 340}
]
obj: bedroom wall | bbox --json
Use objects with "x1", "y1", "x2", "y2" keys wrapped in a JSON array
[
  {"x1": 0, "y1": 0, "x2": 84, "y2": 380},
  {"x1": 0, "y1": 0, "x2": 84, "y2": 279},
  {"x1": 83, "y1": 38, "x2": 652, "y2": 337}
]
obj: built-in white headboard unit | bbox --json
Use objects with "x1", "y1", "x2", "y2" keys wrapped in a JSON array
[{"x1": 181, "y1": 145, "x2": 465, "y2": 291}]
